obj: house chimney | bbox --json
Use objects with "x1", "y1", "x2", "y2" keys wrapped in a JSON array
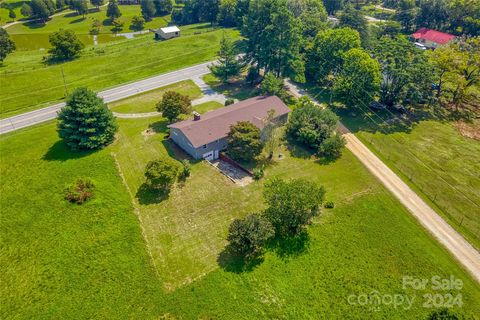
[{"x1": 193, "y1": 111, "x2": 201, "y2": 121}]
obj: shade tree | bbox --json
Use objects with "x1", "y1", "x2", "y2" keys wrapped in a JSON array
[
  {"x1": 227, "y1": 121, "x2": 263, "y2": 162},
  {"x1": 156, "y1": 91, "x2": 192, "y2": 123}
]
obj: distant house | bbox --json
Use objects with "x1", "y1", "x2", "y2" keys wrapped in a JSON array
[
  {"x1": 411, "y1": 28, "x2": 456, "y2": 49},
  {"x1": 118, "y1": 0, "x2": 139, "y2": 4},
  {"x1": 168, "y1": 96, "x2": 291, "y2": 161},
  {"x1": 155, "y1": 26, "x2": 180, "y2": 40}
]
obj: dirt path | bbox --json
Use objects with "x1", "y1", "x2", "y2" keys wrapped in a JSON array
[{"x1": 286, "y1": 80, "x2": 480, "y2": 283}]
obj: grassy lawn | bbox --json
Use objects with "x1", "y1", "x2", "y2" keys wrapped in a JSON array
[
  {"x1": 337, "y1": 107, "x2": 480, "y2": 250},
  {"x1": 192, "y1": 101, "x2": 224, "y2": 114},
  {"x1": 1, "y1": 117, "x2": 480, "y2": 318},
  {"x1": 203, "y1": 73, "x2": 260, "y2": 100},
  {"x1": 0, "y1": 0, "x2": 29, "y2": 26},
  {"x1": 109, "y1": 80, "x2": 202, "y2": 114},
  {"x1": 0, "y1": 27, "x2": 240, "y2": 118}
]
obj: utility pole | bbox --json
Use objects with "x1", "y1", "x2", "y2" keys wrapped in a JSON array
[{"x1": 61, "y1": 66, "x2": 68, "y2": 97}]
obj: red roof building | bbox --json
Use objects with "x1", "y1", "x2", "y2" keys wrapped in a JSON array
[{"x1": 412, "y1": 28, "x2": 456, "y2": 48}]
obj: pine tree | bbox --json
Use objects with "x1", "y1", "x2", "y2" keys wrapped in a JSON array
[{"x1": 209, "y1": 35, "x2": 243, "y2": 84}]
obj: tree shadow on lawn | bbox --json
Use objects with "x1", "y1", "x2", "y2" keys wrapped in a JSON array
[
  {"x1": 69, "y1": 17, "x2": 86, "y2": 24},
  {"x1": 42, "y1": 140, "x2": 95, "y2": 161},
  {"x1": 268, "y1": 230, "x2": 310, "y2": 260},
  {"x1": 217, "y1": 231, "x2": 311, "y2": 273},
  {"x1": 285, "y1": 136, "x2": 315, "y2": 160},
  {"x1": 135, "y1": 183, "x2": 170, "y2": 205},
  {"x1": 217, "y1": 245, "x2": 264, "y2": 274},
  {"x1": 22, "y1": 20, "x2": 47, "y2": 30},
  {"x1": 149, "y1": 120, "x2": 168, "y2": 134}
]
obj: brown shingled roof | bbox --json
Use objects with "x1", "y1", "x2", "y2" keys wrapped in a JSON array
[{"x1": 168, "y1": 96, "x2": 291, "y2": 148}]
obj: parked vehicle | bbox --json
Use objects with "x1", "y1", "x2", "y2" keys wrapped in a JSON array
[{"x1": 369, "y1": 101, "x2": 386, "y2": 110}]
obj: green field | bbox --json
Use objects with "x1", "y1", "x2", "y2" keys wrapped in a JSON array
[
  {"x1": 0, "y1": 0, "x2": 29, "y2": 26},
  {"x1": 6, "y1": 5, "x2": 171, "y2": 50},
  {"x1": 109, "y1": 80, "x2": 203, "y2": 114},
  {"x1": 2, "y1": 110, "x2": 479, "y2": 318},
  {"x1": 337, "y1": 108, "x2": 480, "y2": 250},
  {"x1": 0, "y1": 27, "x2": 239, "y2": 118}
]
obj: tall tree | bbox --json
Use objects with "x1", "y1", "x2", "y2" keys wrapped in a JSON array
[
  {"x1": 90, "y1": 0, "x2": 105, "y2": 10},
  {"x1": 227, "y1": 214, "x2": 274, "y2": 259},
  {"x1": 289, "y1": 0, "x2": 328, "y2": 39},
  {"x1": 339, "y1": 4, "x2": 369, "y2": 46},
  {"x1": 30, "y1": 0, "x2": 51, "y2": 23},
  {"x1": 156, "y1": 91, "x2": 192, "y2": 123},
  {"x1": 243, "y1": 0, "x2": 304, "y2": 82},
  {"x1": 198, "y1": 0, "x2": 220, "y2": 24},
  {"x1": 140, "y1": 0, "x2": 155, "y2": 21},
  {"x1": 73, "y1": 0, "x2": 89, "y2": 17},
  {"x1": 305, "y1": 27, "x2": 361, "y2": 83},
  {"x1": 20, "y1": 4, "x2": 33, "y2": 17},
  {"x1": 0, "y1": 29, "x2": 16, "y2": 63},
  {"x1": 218, "y1": 0, "x2": 237, "y2": 27},
  {"x1": 57, "y1": 88, "x2": 118, "y2": 150},
  {"x1": 227, "y1": 121, "x2": 263, "y2": 162},
  {"x1": 333, "y1": 48, "x2": 381, "y2": 108},
  {"x1": 396, "y1": 0, "x2": 417, "y2": 32},
  {"x1": 372, "y1": 36, "x2": 434, "y2": 108},
  {"x1": 263, "y1": 178, "x2": 326, "y2": 237},
  {"x1": 106, "y1": 0, "x2": 121, "y2": 21},
  {"x1": 322, "y1": 0, "x2": 343, "y2": 15},
  {"x1": 209, "y1": 35, "x2": 243, "y2": 83},
  {"x1": 48, "y1": 29, "x2": 84, "y2": 60},
  {"x1": 153, "y1": 0, "x2": 173, "y2": 16}
]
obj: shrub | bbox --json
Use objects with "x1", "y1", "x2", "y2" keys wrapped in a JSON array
[
  {"x1": 144, "y1": 158, "x2": 179, "y2": 191},
  {"x1": 225, "y1": 98, "x2": 235, "y2": 106},
  {"x1": 252, "y1": 166, "x2": 264, "y2": 180},
  {"x1": 227, "y1": 213, "x2": 274, "y2": 259},
  {"x1": 324, "y1": 201, "x2": 335, "y2": 209},
  {"x1": 179, "y1": 159, "x2": 191, "y2": 180},
  {"x1": 317, "y1": 133, "x2": 346, "y2": 158},
  {"x1": 64, "y1": 178, "x2": 95, "y2": 204}
]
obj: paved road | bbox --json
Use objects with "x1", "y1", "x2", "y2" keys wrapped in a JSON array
[
  {"x1": 286, "y1": 81, "x2": 480, "y2": 283},
  {"x1": 0, "y1": 62, "x2": 212, "y2": 134}
]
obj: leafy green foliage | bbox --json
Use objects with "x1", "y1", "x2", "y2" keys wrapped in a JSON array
[
  {"x1": 144, "y1": 158, "x2": 179, "y2": 191},
  {"x1": 324, "y1": 201, "x2": 334, "y2": 209},
  {"x1": 64, "y1": 178, "x2": 96, "y2": 204},
  {"x1": 156, "y1": 91, "x2": 192, "y2": 123},
  {"x1": 111, "y1": 18, "x2": 124, "y2": 33},
  {"x1": 72, "y1": 0, "x2": 89, "y2": 17},
  {"x1": 140, "y1": 0, "x2": 155, "y2": 21},
  {"x1": 339, "y1": 4, "x2": 369, "y2": 45},
  {"x1": 333, "y1": 48, "x2": 381, "y2": 108},
  {"x1": 252, "y1": 166, "x2": 265, "y2": 180},
  {"x1": 260, "y1": 72, "x2": 285, "y2": 97},
  {"x1": 317, "y1": 133, "x2": 346, "y2": 159},
  {"x1": 48, "y1": 29, "x2": 85, "y2": 61},
  {"x1": 286, "y1": 97, "x2": 338, "y2": 149},
  {"x1": 131, "y1": 16, "x2": 145, "y2": 31},
  {"x1": 225, "y1": 98, "x2": 235, "y2": 106},
  {"x1": 30, "y1": 0, "x2": 55, "y2": 23},
  {"x1": 323, "y1": 0, "x2": 344, "y2": 15},
  {"x1": 0, "y1": 29, "x2": 15, "y2": 63},
  {"x1": 209, "y1": 35, "x2": 243, "y2": 83},
  {"x1": 227, "y1": 213, "x2": 274, "y2": 259},
  {"x1": 288, "y1": 0, "x2": 328, "y2": 39},
  {"x1": 428, "y1": 308, "x2": 462, "y2": 320},
  {"x1": 227, "y1": 121, "x2": 263, "y2": 162},
  {"x1": 306, "y1": 27, "x2": 361, "y2": 83},
  {"x1": 179, "y1": 159, "x2": 191, "y2": 181},
  {"x1": 106, "y1": 0, "x2": 122, "y2": 21},
  {"x1": 372, "y1": 36, "x2": 434, "y2": 108},
  {"x1": 263, "y1": 178, "x2": 326, "y2": 237},
  {"x1": 243, "y1": 0, "x2": 304, "y2": 82},
  {"x1": 57, "y1": 88, "x2": 118, "y2": 150},
  {"x1": 154, "y1": 0, "x2": 173, "y2": 16},
  {"x1": 90, "y1": 0, "x2": 105, "y2": 9}
]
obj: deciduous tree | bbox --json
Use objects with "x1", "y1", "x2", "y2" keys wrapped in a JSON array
[
  {"x1": 131, "y1": 15, "x2": 145, "y2": 30},
  {"x1": 156, "y1": 91, "x2": 192, "y2": 123},
  {"x1": 333, "y1": 48, "x2": 381, "y2": 108},
  {"x1": 227, "y1": 214, "x2": 274, "y2": 259},
  {"x1": 339, "y1": 4, "x2": 369, "y2": 45},
  {"x1": 263, "y1": 178, "x2": 325, "y2": 237},
  {"x1": 153, "y1": 0, "x2": 173, "y2": 16},
  {"x1": 144, "y1": 158, "x2": 180, "y2": 192},
  {"x1": 140, "y1": 0, "x2": 155, "y2": 21},
  {"x1": 106, "y1": 0, "x2": 121, "y2": 21},
  {"x1": 0, "y1": 29, "x2": 16, "y2": 63},
  {"x1": 48, "y1": 29, "x2": 84, "y2": 60}
]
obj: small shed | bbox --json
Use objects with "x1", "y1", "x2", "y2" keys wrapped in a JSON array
[{"x1": 155, "y1": 26, "x2": 180, "y2": 40}]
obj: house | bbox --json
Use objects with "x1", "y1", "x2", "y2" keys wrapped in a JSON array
[
  {"x1": 155, "y1": 26, "x2": 180, "y2": 40},
  {"x1": 168, "y1": 96, "x2": 291, "y2": 161},
  {"x1": 411, "y1": 28, "x2": 456, "y2": 49},
  {"x1": 118, "y1": 0, "x2": 139, "y2": 4}
]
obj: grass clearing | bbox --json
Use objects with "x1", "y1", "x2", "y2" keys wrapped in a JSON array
[
  {"x1": 203, "y1": 73, "x2": 260, "y2": 100},
  {"x1": 192, "y1": 101, "x2": 224, "y2": 114},
  {"x1": 0, "y1": 27, "x2": 240, "y2": 118},
  {"x1": 1, "y1": 118, "x2": 480, "y2": 318},
  {"x1": 109, "y1": 80, "x2": 202, "y2": 114},
  {"x1": 337, "y1": 108, "x2": 480, "y2": 250}
]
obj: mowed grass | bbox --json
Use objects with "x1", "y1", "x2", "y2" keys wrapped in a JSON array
[
  {"x1": 193, "y1": 100, "x2": 224, "y2": 114},
  {"x1": 0, "y1": 0, "x2": 29, "y2": 26},
  {"x1": 109, "y1": 80, "x2": 203, "y2": 113},
  {"x1": 0, "y1": 27, "x2": 240, "y2": 118},
  {"x1": 0, "y1": 122, "x2": 160, "y2": 318},
  {"x1": 6, "y1": 5, "x2": 171, "y2": 50},
  {"x1": 1, "y1": 118, "x2": 480, "y2": 318},
  {"x1": 338, "y1": 109, "x2": 480, "y2": 250}
]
